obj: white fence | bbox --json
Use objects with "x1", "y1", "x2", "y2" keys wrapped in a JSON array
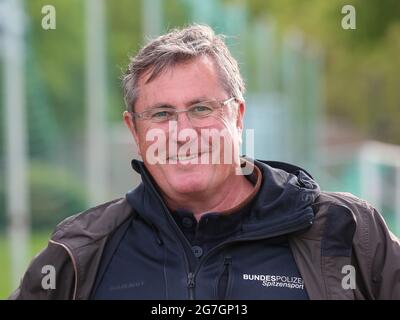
[{"x1": 359, "y1": 141, "x2": 400, "y2": 235}]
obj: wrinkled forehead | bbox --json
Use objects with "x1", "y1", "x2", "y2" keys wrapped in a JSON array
[
  {"x1": 135, "y1": 56, "x2": 227, "y2": 112},
  {"x1": 139, "y1": 54, "x2": 217, "y2": 85}
]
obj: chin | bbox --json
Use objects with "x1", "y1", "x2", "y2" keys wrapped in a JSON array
[{"x1": 165, "y1": 165, "x2": 211, "y2": 194}]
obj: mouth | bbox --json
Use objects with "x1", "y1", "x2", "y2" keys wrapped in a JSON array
[{"x1": 169, "y1": 153, "x2": 200, "y2": 162}]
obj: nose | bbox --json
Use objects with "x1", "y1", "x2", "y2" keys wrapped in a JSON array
[
  {"x1": 174, "y1": 111, "x2": 193, "y2": 143},
  {"x1": 175, "y1": 110, "x2": 193, "y2": 130},
  {"x1": 169, "y1": 111, "x2": 198, "y2": 145}
]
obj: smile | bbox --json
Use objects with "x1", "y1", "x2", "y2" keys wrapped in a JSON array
[{"x1": 170, "y1": 154, "x2": 200, "y2": 162}]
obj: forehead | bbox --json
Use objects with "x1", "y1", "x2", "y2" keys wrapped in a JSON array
[{"x1": 135, "y1": 56, "x2": 226, "y2": 112}]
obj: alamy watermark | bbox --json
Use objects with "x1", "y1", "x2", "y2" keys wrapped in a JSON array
[
  {"x1": 144, "y1": 122, "x2": 254, "y2": 175},
  {"x1": 41, "y1": 264, "x2": 56, "y2": 290},
  {"x1": 41, "y1": 5, "x2": 56, "y2": 30},
  {"x1": 341, "y1": 264, "x2": 356, "y2": 290},
  {"x1": 341, "y1": 5, "x2": 356, "y2": 30}
]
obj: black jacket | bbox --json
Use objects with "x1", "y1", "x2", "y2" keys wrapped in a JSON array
[{"x1": 90, "y1": 159, "x2": 319, "y2": 299}]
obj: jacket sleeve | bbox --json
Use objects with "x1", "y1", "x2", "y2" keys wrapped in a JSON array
[
  {"x1": 8, "y1": 242, "x2": 76, "y2": 300},
  {"x1": 357, "y1": 202, "x2": 400, "y2": 299}
]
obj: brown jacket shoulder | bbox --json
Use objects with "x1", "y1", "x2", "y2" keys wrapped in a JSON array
[{"x1": 291, "y1": 191, "x2": 400, "y2": 299}]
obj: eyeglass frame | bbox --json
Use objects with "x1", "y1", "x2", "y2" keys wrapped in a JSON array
[{"x1": 129, "y1": 97, "x2": 237, "y2": 123}]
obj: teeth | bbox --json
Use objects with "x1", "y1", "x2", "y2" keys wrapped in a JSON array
[{"x1": 171, "y1": 154, "x2": 198, "y2": 161}]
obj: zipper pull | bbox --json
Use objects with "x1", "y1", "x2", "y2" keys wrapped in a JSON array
[
  {"x1": 218, "y1": 256, "x2": 232, "y2": 300},
  {"x1": 187, "y1": 272, "x2": 196, "y2": 300},
  {"x1": 187, "y1": 272, "x2": 195, "y2": 288}
]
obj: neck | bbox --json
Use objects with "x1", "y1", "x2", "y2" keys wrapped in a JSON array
[{"x1": 163, "y1": 168, "x2": 259, "y2": 221}]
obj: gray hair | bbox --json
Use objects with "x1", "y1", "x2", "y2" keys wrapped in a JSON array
[{"x1": 122, "y1": 24, "x2": 245, "y2": 112}]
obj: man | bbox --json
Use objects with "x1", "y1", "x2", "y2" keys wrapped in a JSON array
[{"x1": 10, "y1": 24, "x2": 400, "y2": 300}]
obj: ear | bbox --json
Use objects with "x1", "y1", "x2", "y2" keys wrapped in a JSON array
[
  {"x1": 236, "y1": 100, "x2": 245, "y2": 131},
  {"x1": 123, "y1": 111, "x2": 141, "y2": 155}
]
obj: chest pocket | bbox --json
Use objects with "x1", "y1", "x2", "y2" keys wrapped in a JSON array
[{"x1": 203, "y1": 240, "x2": 309, "y2": 300}]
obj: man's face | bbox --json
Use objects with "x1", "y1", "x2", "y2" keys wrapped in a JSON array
[{"x1": 124, "y1": 56, "x2": 245, "y2": 197}]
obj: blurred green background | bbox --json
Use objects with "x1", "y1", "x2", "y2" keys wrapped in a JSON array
[{"x1": 1, "y1": 0, "x2": 400, "y2": 299}]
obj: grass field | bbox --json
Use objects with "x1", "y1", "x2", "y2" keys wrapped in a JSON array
[{"x1": 0, "y1": 231, "x2": 52, "y2": 299}]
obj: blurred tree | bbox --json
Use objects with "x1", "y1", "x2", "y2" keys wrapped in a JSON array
[
  {"x1": 26, "y1": 34, "x2": 61, "y2": 161},
  {"x1": 106, "y1": 0, "x2": 142, "y2": 121},
  {"x1": 29, "y1": 161, "x2": 86, "y2": 230},
  {"x1": 245, "y1": 0, "x2": 400, "y2": 144},
  {"x1": 25, "y1": 0, "x2": 85, "y2": 137}
]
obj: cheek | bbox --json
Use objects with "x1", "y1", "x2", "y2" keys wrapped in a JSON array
[
  {"x1": 136, "y1": 124, "x2": 155, "y2": 148},
  {"x1": 138, "y1": 126, "x2": 171, "y2": 164},
  {"x1": 135, "y1": 130, "x2": 146, "y2": 155}
]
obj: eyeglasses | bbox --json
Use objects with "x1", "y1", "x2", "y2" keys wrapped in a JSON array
[{"x1": 131, "y1": 97, "x2": 236, "y2": 126}]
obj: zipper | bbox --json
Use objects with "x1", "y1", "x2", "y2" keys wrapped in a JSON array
[
  {"x1": 187, "y1": 272, "x2": 196, "y2": 300},
  {"x1": 140, "y1": 167, "x2": 197, "y2": 297},
  {"x1": 218, "y1": 256, "x2": 232, "y2": 300},
  {"x1": 48, "y1": 239, "x2": 78, "y2": 300}
]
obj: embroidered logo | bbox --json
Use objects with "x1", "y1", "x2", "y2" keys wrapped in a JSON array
[{"x1": 242, "y1": 274, "x2": 305, "y2": 290}]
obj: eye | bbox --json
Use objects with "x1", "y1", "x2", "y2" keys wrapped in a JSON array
[
  {"x1": 190, "y1": 104, "x2": 214, "y2": 117},
  {"x1": 149, "y1": 109, "x2": 174, "y2": 121}
]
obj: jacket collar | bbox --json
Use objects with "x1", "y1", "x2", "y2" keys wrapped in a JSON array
[{"x1": 128, "y1": 158, "x2": 320, "y2": 239}]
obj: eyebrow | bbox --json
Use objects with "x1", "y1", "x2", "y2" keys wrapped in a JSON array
[{"x1": 145, "y1": 96, "x2": 212, "y2": 110}]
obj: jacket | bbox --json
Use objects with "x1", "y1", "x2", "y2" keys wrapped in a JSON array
[{"x1": 9, "y1": 160, "x2": 400, "y2": 299}]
